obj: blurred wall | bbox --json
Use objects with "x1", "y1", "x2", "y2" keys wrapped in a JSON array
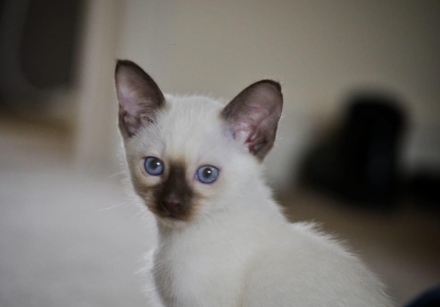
[
  {"x1": 76, "y1": 0, "x2": 440, "y2": 190},
  {"x1": 114, "y1": 0, "x2": 440, "y2": 190},
  {"x1": 74, "y1": 0, "x2": 123, "y2": 171}
]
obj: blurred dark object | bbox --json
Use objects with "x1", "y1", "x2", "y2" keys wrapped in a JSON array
[
  {"x1": 21, "y1": 0, "x2": 82, "y2": 88},
  {"x1": 405, "y1": 285, "x2": 440, "y2": 307},
  {"x1": 409, "y1": 171, "x2": 440, "y2": 211},
  {"x1": 301, "y1": 91, "x2": 406, "y2": 208},
  {"x1": 0, "y1": 0, "x2": 83, "y2": 109}
]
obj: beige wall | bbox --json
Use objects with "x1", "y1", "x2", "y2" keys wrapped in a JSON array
[
  {"x1": 113, "y1": 0, "x2": 440, "y2": 189},
  {"x1": 74, "y1": 0, "x2": 124, "y2": 172}
]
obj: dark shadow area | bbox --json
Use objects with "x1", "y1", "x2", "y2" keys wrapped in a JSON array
[
  {"x1": 0, "y1": 0, "x2": 83, "y2": 116},
  {"x1": 299, "y1": 89, "x2": 409, "y2": 210}
]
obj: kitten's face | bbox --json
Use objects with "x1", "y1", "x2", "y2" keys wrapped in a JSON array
[
  {"x1": 115, "y1": 60, "x2": 282, "y2": 227},
  {"x1": 125, "y1": 96, "x2": 245, "y2": 227}
]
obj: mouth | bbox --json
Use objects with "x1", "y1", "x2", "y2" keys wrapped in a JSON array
[
  {"x1": 154, "y1": 209, "x2": 185, "y2": 221},
  {"x1": 162, "y1": 213, "x2": 181, "y2": 220}
]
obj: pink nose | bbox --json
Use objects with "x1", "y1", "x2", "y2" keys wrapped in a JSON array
[{"x1": 162, "y1": 201, "x2": 182, "y2": 213}]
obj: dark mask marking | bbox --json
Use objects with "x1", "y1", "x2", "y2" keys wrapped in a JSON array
[{"x1": 135, "y1": 161, "x2": 197, "y2": 222}]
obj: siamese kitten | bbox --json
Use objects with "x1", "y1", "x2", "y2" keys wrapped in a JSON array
[{"x1": 115, "y1": 60, "x2": 393, "y2": 307}]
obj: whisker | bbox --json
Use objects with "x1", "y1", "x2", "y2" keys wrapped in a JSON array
[
  {"x1": 98, "y1": 202, "x2": 127, "y2": 212},
  {"x1": 107, "y1": 170, "x2": 126, "y2": 179}
]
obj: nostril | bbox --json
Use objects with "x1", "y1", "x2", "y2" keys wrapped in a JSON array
[{"x1": 162, "y1": 201, "x2": 182, "y2": 212}]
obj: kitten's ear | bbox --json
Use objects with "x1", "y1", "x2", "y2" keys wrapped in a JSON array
[
  {"x1": 222, "y1": 80, "x2": 283, "y2": 160},
  {"x1": 115, "y1": 60, "x2": 165, "y2": 138}
]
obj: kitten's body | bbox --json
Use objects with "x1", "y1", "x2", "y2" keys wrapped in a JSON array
[{"x1": 115, "y1": 60, "x2": 393, "y2": 307}]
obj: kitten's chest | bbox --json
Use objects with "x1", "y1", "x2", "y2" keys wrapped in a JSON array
[{"x1": 152, "y1": 240, "x2": 245, "y2": 307}]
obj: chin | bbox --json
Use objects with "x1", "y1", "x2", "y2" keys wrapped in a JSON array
[{"x1": 155, "y1": 214, "x2": 190, "y2": 229}]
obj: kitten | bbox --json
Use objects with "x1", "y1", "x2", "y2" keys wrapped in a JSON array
[{"x1": 115, "y1": 60, "x2": 393, "y2": 307}]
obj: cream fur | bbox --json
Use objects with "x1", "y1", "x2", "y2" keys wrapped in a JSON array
[{"x1": 122, "y1": 94, "x2": 394, "y2": 307}]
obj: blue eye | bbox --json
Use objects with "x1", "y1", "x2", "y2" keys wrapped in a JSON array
[
  {"x1": 196, "y1": 166, "x2": 219, "y2": 184},
  {"x1": 144, "y1": 157, "x2": 164, "y2": 176}
]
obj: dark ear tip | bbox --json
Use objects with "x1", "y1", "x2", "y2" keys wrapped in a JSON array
[
  {"x1": 116, "y1": 59, "x2": 134, "y2": 65},
  {"x1": 116, "y1": 59, "x2": 130, "y2": 69},
  {"x1": 115, "y1": 59, "x2": 143, "y2": 74},
  {"x1": 256, "y1": 79, "x2": 282, "y2": 95}
]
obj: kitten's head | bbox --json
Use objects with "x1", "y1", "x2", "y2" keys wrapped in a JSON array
[{"x1": 115, "y1": 60, "x2": 282, "y2": 227}]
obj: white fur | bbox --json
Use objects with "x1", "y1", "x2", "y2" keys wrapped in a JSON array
[{"x1": 123, "y1": 95, "x2": 393, "y2": 307}]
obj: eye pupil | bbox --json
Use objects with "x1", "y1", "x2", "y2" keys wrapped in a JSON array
[
  {"x1": 150, "y1": 160, "x2": 159, "y2": 169},
  {"x1": 203, "y1": 168, "x2": 212, "y2": 177}
]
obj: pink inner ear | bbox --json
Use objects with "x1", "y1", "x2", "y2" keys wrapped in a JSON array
[
  {"x1": 222, "y1": 80, "x2": 282, "y2": 159},
  {"x1": 117, "y1": 71, "x2": 146, "y2": 116},
  {"x1": 119, "y1": 88, "x2": 139, "y2": 116},
  {"x1": 234, "y1": 102, "x2": 275, "y2": 142},
  {"x1": 243, "y1": 120, "x2": 274, "y2": 156},
  {"x1": 115, "y1": 60, "x2": 165, "y2": 137}
]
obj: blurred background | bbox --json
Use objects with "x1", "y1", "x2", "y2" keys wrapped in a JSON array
[{"x1": 0, "y1": 0, "x2": 439, "y2": 306}]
